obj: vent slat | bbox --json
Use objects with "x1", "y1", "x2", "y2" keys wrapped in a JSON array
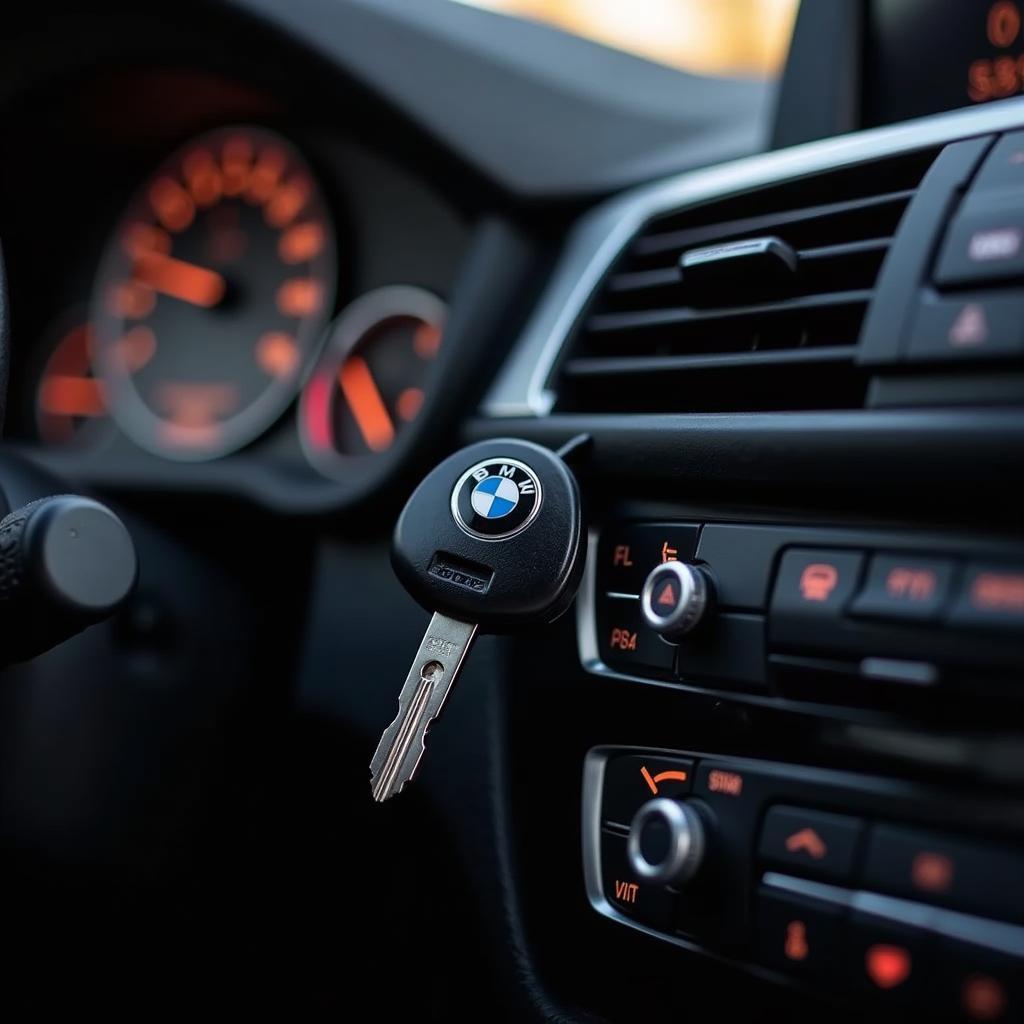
[
  {"x1": 799, "y1": 237, "x2": 891, "y2": 261},
  {"x1": 607, "y1": 237, "x2": 893, "y2": 297},
  {"x1": 554, "y1": 145, "x2": 940, "y2": 415},
  {"x1": 563, "y1": 346, "x2": 857, "y2": 378},
  {"x1": 632, "y1": 190, "x2": 915, "y2": 258},
  {"x1": 587, "y1": 290, "x2": 874, "y2": 335},
  {"x1": 606, "y1": 268, "x2": 681, "y2": 293}
]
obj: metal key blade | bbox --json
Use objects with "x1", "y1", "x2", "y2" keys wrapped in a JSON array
[{"x1": 369, "y1": 613, "x2": 478, "y2": 802}]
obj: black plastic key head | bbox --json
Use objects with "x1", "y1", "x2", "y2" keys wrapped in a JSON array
[{"x1": 392, "y1": 439, "x2": 585, "y2": 631}]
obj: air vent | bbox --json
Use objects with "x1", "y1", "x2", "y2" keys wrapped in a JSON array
[{"x1": 556, "y1": 148, "x2": 940, "y2": 414}]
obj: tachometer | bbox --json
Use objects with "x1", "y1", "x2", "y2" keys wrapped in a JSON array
[
  {"x1": 91, "y1": 125, "x2": 336, "y2": 460},
  {"x1": 299, "y1": 286, "x2": 444, "y2": 479}
]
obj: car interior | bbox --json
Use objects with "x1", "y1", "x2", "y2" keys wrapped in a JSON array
[{"x1": 0, "y1": 0, "x2": 1022, "y2": 1019}]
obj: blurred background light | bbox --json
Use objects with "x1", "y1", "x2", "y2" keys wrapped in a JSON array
[{"x1": 451, "y1": 0, "x2": 801, "y2": 78}]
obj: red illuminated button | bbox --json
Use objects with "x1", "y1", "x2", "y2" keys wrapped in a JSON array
[
  {"x1": 759, "y1": 806, "x2": 864, "y2": 882},
  {"x1": 769, "y1": 548, "x2": 865, "y2": 650},
  {"x1": 939, "y1": 936, "x2": 1021, "y2": 1023},
  {"x1": 757, "y1": 888, "x2": 844, "y2": 980},
  {"x1": 774, "y1": 550, "x2": 864, "y2": 609},
  {"x1": 862, "y1": 824, "x2": 1024, "y2": 922},
  {"x1": 850, "y1": 554, "x2": 956, "y2": 622},
  {"x1": 949, "y1": 563, "x2": 1024, "y2": 632},
  {"x1": 654, "y1": 576, "x2": 679, "y2": 611},
  {"x1": 866, "y1": 943, "x2": 913, "y2": 991},
  {"x1": 850, "y1": 913, "x2": 933, "y2": 1006}
]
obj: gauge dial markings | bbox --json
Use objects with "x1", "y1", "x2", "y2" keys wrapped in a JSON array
[
  {"x1": 299, "y1": 286, "x2": 446, "y2": 480},
  {"x1": 92, "y1": 124, "x2": 337, "y2": 460}
]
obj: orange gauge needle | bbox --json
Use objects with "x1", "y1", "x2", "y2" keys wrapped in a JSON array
[
  {"x1": 339, "y1": 355, "x2": 395, "y2": 453},
  {"x1": 132, "y1": 251, "x2": 226, "y2": 308}
]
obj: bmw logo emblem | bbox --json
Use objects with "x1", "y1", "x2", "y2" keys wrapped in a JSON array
[{"x1": 451, "y1": 457, "x2": 542, "y2": 540}]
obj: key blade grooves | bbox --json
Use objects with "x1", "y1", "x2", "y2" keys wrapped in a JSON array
[
  {"x1": 371, "y1": 670, "x2": 435, "y2": 802},
  {"x1": 369, "y1": 613, "x2": 478, "y2": 802}
]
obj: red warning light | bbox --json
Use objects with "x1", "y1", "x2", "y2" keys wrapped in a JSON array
[
  {"x1": 865, "y1": 944, "x2": 912, "y2": 990},
  {"x1": 799, "y1": 563, "x2": 839, "y2": 602}
]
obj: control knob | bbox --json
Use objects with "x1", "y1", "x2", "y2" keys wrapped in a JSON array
[
  {"x1": 627, "y1": 797, "x2": 707, "y2": 885},
  {"x1": 639, "y1": 561, "x2": 712, "y2": 640}
]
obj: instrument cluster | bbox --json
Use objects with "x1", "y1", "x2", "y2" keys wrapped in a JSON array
[{"x1": 6, "y1": 103, "x2": 462, "y2": 500}]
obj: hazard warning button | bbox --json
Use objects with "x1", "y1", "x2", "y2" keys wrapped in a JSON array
[
  {"x1": 640, "y1": 561, "x2": 712, "y2": 641},
  {"x1": 907, "y1": 293, "x2": 1024, "y2": 363},
  {"x1": 654, "y1": 576, "x2": 680, "y2": 611}
]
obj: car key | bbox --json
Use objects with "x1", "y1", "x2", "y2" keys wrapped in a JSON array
[{"x1": 370, "y1": 438, "x2": 585, "y2": 801}]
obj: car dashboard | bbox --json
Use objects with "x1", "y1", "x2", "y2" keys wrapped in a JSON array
[{"x1": 0, "y1": 2, "x2": 1022, "y2": 1022}]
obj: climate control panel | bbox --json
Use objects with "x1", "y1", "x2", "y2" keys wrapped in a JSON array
[
  {"x1": 581, "y1": 521, "x2": 1024, "y2": 712},
  {"x1": 583, "y1": 747, "x2": 1024, "y2": 1021}
]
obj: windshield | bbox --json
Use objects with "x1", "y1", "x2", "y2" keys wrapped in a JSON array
[{"x1": 452, "y1": 0, "x2": 800, "y2": 78}]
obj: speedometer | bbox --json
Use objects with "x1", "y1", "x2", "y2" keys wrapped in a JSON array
[{"x1": 91, "y1": 125, "x2": 336, "y2": 460}]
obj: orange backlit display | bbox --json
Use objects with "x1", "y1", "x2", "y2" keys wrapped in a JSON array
[
  {"x1": 966, "y1": 3, "x2": 1024, "y2": 104},
  {"x1": 299, "y1": 291, "x2": 446, "y2": 478},
  {"x1": 91, "y1": 124, "x2": 336, "y2": 461},
  {"x1": 866, "y1": 1, "x2": 1024, "y2": 125}
]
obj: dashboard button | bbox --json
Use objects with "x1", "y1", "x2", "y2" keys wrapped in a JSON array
[
  {"x1": 769, "y1": 548, "x2": 865, "y2": 647},
  {"x1": 936, "y1": 207, "x2": 1024, "y2": 287},
  {"x1": 907, "y1": 292, "x2": 1024, "y2": 362},
  {"x1": 849, "y1": 912, "x2": 935, "y2": 1007},
  {"x1": 971, "y1": 130, "x2": 1024, "y2": 195},
  {"x1": 597, "y1": 596, "x2": 676, "y2": 674},
  {"x1": 948, "y1": 563, "x2": 1024, "y2": 632},
  {"x1": 939, "y1": 938, "x2": 1021, "y2": 1024},
  {"x1": 759, "y1": 806, "x2": 864, "y2": 882},
  {"x1": 598, "y1": 523, "x2": 700, "y2": 596},
  {"x1": 862, "y1": 824, "x2": 1024, "y2": 923},
  {"x1": 600, "y1": 832, "x2": 673, "y2": 931},
  {"x1": 757, "y1": 888, "x2": 844, "y2": 980},
  {"x1": 602, "y1": 754, "x2": 694, "y2": 827},
  {"x1": 850, "y1": 554, "x2": 957, "y2": 622}
]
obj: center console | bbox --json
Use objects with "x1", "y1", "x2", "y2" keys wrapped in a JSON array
[{"x1": 473, "y1": 90, "x2": 1024, "y2": 1022}]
